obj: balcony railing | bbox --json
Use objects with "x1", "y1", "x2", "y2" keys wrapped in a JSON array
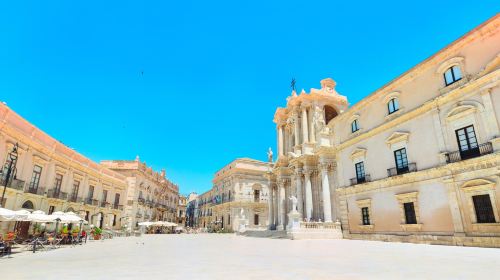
[
  {"x1": 350, "y1": 174, "x2": 371, "y2": 186},
  {"x1": 68, "y1": 194, "x2": 81, "y2": 203},
  {"x1": 387, "y1": 163, "x2": 417, "y2": 177},
  {"x1": 113, "y1": 204, "x2": 123, "y2": 210},
  {"x1": 1, "y1": 178, "x2": 25, "y2": 191},
  {"x1": 84, "y1": 198, "x2": 99, "y2": 206},
  {"x1": 100, "y1": 201, "x2": 110, "y2": 208},
  {"x1": 47, "y1": 189, "x2": 68, "y2": 200},
  {"x1": 445, "y1": 142, "x2": 493, "y2": 163},
  {"x1": 24, "y1": 183, "x2": 45, "y2": 195}
]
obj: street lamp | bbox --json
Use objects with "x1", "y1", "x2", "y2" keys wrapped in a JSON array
[{"x1": 0, "y1": 143, "x2": 18, "y2": 207}]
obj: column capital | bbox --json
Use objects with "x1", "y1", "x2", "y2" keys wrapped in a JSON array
[
  {"x1": 302, "y1": 168, "x2": 315, "y2": 177},
  {"x1": 319, "y1": 161, "x2": 336, "y2": 172}
]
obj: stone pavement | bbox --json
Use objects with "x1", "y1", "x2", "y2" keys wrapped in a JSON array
[{"x1": 1, "y1": 234, "x2": 500, "y2": 279}]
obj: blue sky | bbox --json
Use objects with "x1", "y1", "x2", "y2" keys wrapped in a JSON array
[{"x1": 0, "y1": 1, "x2": 498, "y2": 195}]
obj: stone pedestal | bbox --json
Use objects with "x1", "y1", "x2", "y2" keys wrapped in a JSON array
[
  {"x1": 238, "y1": 218, "x2": 248, "y2": 233},
  {"x1": 287, "y1": 210, "x2": 302, "y2": 231}
]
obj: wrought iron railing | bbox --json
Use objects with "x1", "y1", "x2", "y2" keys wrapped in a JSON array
[
  {"x1": 350, "y1": 174, "x2": 371, "y2": 186},
  {"x1": 24, "y1": 182, "x2": 45, "y2": 195},
  {"x1": 68, "y1": 194, "x2": 81, "y2": 203},
  {"x1": 47, "y1": 189, "x2": 68, "y2": 200},
  {"x1": 100, "y1": 201, "x2": 110, "y2": 208},
  {"x1": 445, "y1": 142, "x2": 493, "y2": 163},
  {"x1": 387, "y1": 163, "x2": 417, "y2": 177},
  {"x1": 1, "y1": 178, "x2": 25, "y2": 191}
]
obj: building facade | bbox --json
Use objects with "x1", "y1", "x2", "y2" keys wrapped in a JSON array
[
  {"x1": 177, "y1": 195, "x2": 187, "y2": 226},
  {"x1": 211, "y1": 158, "x2": 271, "y2": 231},
  {"x1": 0, "y1": 103, "x2": 127, "y2": 236},
  {"x1": 269, "y1": 15, "x2": 500, "y2": 246},
  {"x1": 101, "y1": 159, "x2": 180, "y2": 229}
]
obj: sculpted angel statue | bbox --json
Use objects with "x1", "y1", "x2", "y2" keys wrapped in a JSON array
[{"x1": 267, "y1": 147, "x2": 273, "y2": 163}]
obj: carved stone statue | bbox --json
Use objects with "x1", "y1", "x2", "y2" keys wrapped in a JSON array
[
  {"x1": 313, "y1": 106, "x2": 326, "y2": 132},
  {"x1": 289, "y1": 195, "x2": 298, "y2": 211},
  {"x1": 267, "y1": 147, "x2": 273, "y2": 163}
]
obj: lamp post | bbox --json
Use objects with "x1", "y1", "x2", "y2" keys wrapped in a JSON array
[{"x1": 1, "y1": 143, "x2": 19, "y2": 207}]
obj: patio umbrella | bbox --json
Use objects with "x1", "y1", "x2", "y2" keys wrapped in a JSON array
[
  {"x1": 28, "y1": 210, "x2": 56, "y2": 223},
  {"x1": 14, "y1": 209, "x2": 30, "y2": 221},
  {"x1": 0, "y1": 207, "x2": 16, "y2": 221},
  {"x1": 138, "y1": 221, "x2": 153, "y2": 227}
]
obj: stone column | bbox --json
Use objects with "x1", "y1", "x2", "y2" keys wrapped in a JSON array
[
  {"x1": 268, "y1": 183, "x2": 274, "y2": 229},
  {"x1": 443, "y1": 177, "x2": 465, "y2": 235},
  {"x1": 295, "y1": 169, "x2": 303, "y2": 216},
  {"x1": 301, "y1": 107, "x2": 309, "y2": 144},
  {"x1": 480, "y1": 89, "x2": 500, "y2": 139},
  {"x1": 294, "y1": 113, "x2": 300, "y2": 148},
  {"x1": 278, "y1": 126, "x2": 284, "y2": 157},
  {"x1": 320, "y1": 163, "x2": 333, "y2": 222},
  {"x1": 303, "y1": 169, "x2": 313, "y2": 221},
  {"x1": 309, "y1": 106, "x2": 316, "y2": 143},
  {"x1": 278, "y1": 181, "x2": 286, "y2": 229}
]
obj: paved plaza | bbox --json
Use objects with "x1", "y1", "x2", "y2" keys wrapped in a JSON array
[{"x1": 1, "y1": 234, "x2": 500, "y2": 279}]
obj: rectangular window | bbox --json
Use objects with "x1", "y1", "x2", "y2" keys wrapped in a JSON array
[
  {"x1": 113, "y1": 214, "x2": 117, "y2": 226},
  {"x1": 114, "y1": 193, "x2": 120, "y2": 206},
  {"x1": 403, "y1": 202, "x2": 417, "y2": 224},
  {"x1": 361, "y1": 207, "x2": 370, "y2": 225},
  {"x1": 254, "y1": 214, "x2": 259, "y2": 225},
  {"x1": 473, "y1": 194, "x2": 496, "y2": 223},
  {"x1": 102, "y1": 190, "x2": 108, "y2": 202},
  {"x1": 455, "y1": 125, "x2": 479, "y2": 160},
  {"x1": 29, "y1": 165, "x2": 43, "y2": 190},
  {"x1": 72, "y1": 180, "x2": 80, "y2": 199},
  {"x1": 355, "y1": 162, "x2": 366, "y2": 183},
  {"x1": 88, "y1": 185, "x2": 95, "y2": 199},
  {"x1": 254, "y1": 190, "x2": 260, "y2": 202},
  {"x1": 54, "y1": 174, "x2": 63, "y2": 194},
  {"x1": 394, "y1": 148, "x2": 409, "y2": 174},
  {"x1": 48, "y1": 205, "x2": 55, "y2": 215}
]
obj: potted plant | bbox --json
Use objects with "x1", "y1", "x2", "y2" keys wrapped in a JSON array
[{"x1": 92, "y1": 227, "x2": 102, "y2": 240}]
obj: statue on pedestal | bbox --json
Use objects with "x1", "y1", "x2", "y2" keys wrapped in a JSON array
[{"x1": 267, "y1": 147, "x2": 273, "y2": 163}]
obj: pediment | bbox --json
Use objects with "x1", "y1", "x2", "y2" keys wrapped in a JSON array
[
  {"x1": 446, "y1": 104, "x2": 477, "y2": 121},
  {"x1": 461, "y1": 179, "x2": 496, "y2": 192},
  {"x1": 385, "y1": 132, "x2": 410, "y2": 146},
  {"x1": 350, "y1": 148, "x2": 367, "y2": 160}
]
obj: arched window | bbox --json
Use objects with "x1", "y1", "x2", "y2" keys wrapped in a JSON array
[
  {"x1": 351, "y1": 119, "x2": 359, "y2": 133},
  {"x1": 324, "y1": 106, "x2": 338, "y2": 125},
  {"x1": 22, "y1": 200, "x2": 34, "y2": 209},
  {"x1": 388, "y1": 98, "x2": 399, "y2": 114},
  {"x1": 444, "y1": 65, "x2": 462, "y2": 86}
]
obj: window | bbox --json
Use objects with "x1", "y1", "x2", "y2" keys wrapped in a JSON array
[
  {"x1": 71, "y1": 180, "x2": 80, "y2": 199},
  {"x1": 54, "y1": 174, "x2": 63, "y2": 194},
  {"x1": 387, "y1": 98, "x2": 399, "y2": 114},
  {"x1": 361, "y1": 207, "x2": 370, "y2": 225},
  {"x1": 114, "y1": 193, "x2": 120, "y2": 206},
  {"x1": 48, "y1": 205, "x2": 55, "y2": 215},
  {"x1": 113, "y1": 214, "x2": 117, "y2": 226},
  {"x1": 403, "y1": 202, "x2": 417, "y2": 224},
  {"x1": 29, "y1": 165, "x2": 43, "y2": 190},
  {"x1": 228, "y1": 214, "x2": 231, "y2": 225},
  {"x1": 394, "y1": 148, "x2": 409, "y2": 174},
  {"x1": 455, "y1": 125, "x2": 479, "y2": 160},
  {"x1": 355, "y1": 162, "x2": 366, "y2": 183},
  {"x1": 444, "y1": 65, "x2": 462, "y2": 86},
  {"x1": 351, "y1": 119, "x2": 359, "y2": 133},
  {"x1": 472, "y1": 194, "x2": 496, "y2": 223},
  {"x1": 254, "y1": 190, "x2": 260, "y2": 202},
  {"x1": 254, "y1": 214, "x2": 259, "y2": 225},
  {"x1": 102, "y1": 190, "x2": 108, "y2": 202},
  {"x1": 88, "y1": 185, "x2": 95, "y2": 200}
]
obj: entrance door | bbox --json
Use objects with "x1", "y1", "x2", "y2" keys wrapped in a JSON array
[{"x1": 99, "y1": 213, "x2": 104, "y2": 228}]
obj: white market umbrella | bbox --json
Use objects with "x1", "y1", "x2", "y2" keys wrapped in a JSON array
[
  {"x1": 138, "y1": 221, "x2": 153, "y2": 227},
  {"x1": 0, "y1": 207, "x2": 16, "y2": 221},
  {"x1": 14, "y1": 209, "x2": 30, "y2": 221},
  {"x1": 28, "y1": 210, "x2": 56, "y2": 223}
]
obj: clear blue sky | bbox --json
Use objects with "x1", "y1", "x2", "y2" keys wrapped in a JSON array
[{"x1": 0, "y1": 1, "x2": 498, "y2": 195}]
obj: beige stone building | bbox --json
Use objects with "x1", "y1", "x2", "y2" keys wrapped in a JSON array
[
  {"x1": 101, "y1": 159, "x2": 179, "y2": 229},
  {"x1": 177, "y1": 195, "x2": 187, "y2": 226},
  {"x1": 0, "y1": 103, "x2": 127, "y2": 237},
  {"x1": 269, "y1": 14, "x2": 500, "y2": 246},
  {"x1": 211, "y1": 158, "x2": 271, "y2": 231}
]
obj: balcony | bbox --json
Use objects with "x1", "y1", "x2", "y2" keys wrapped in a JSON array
[
  {"x1": 68, "y1": 194, "x2": 81, "y2": 203},
  {"x1": 113, "y1": 204, "x2": 123, "y2": 210},
  {"x1": 1, "y1": 178, "x2": 25, "y2": 191},
  {"x1": 100, "y1": 201, "x2": 110, "y2": 208},
  {"x1": 387, "y1": 163, "x2": 417, "y2": 177},
  {"x1": 84, "y1": 198, "x2": 99, "y2": 206},
  {"x1": 350, "y1": 174, "x2": 371, "y2": 186},
  {"x1": 24, "y1": 183, "x2": 45, "y2": 195},
  {"x1": 47, "y1": 189, "x2": 68, "y2": 200},
  {"x1": 445, "y1": 142, "x2": 493, "y2": 163}
]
